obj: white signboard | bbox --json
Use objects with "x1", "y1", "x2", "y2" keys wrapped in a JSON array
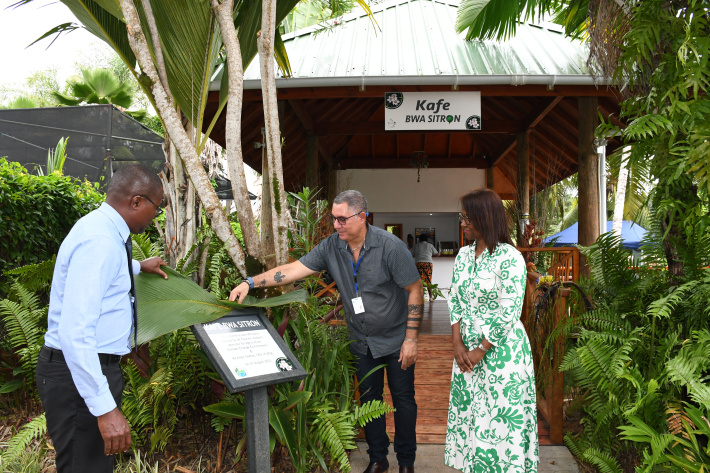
[
  {"x1": 384, "y1": 91, "x2": 482, "y2": 131},
  {"x1": 202, "y1": 314, "x2": 294, "y2": 379}
]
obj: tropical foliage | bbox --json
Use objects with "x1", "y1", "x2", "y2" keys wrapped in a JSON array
[
  {"x1": 0, "y1": 158, "x2": 103, "y2": 287},
  {"x1": 52, "y1": 68, "x2": 147, "y2": 120}
]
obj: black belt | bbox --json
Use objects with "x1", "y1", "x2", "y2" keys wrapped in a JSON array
[{"x1": 41, "y1": 345, "x2": 122, "y2": 366}]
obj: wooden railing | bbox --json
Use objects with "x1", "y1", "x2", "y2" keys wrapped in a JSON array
[{"x1": 518, "y1": 246, "x2": 579, "y2": 444}]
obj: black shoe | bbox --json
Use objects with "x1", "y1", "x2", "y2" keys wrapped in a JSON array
[
  {"x1": 363, "y1": 458, "x2": 389, "y2": 473},
  {"x1": 399, "y1": 466, "x2": 414, "y2": 473}
]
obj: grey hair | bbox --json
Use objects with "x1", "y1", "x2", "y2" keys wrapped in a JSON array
[
  {"x1": 333, "y1": 190, "x2": 368, "y2": 213},
  {"x1": 106, "y1": 164, "x2": 162, "y2": 199}
]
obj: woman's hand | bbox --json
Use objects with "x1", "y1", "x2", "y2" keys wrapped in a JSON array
[
  {"x1": 453, "y1": 341, "x2": 474, "y2": 372},
  {"x1": 465, "y1": 348, "x2": 485, "y2": 368}
]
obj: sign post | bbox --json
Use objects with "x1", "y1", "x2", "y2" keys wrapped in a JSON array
[{"x1": 192, "y1": 309, "x2": 306, "y2": 472}]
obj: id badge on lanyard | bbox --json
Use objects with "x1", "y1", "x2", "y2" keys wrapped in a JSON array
[{"x1": 351, "y1": 254, "x2": 365, "y2": 314}]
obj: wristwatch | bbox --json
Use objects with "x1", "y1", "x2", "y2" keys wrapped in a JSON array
[
  {"x1": 244, "y1": 276, "x2": 254, "y2": 289},
  {"x1": 477, "y1": 342, "x2": 489, "y2": 352}
]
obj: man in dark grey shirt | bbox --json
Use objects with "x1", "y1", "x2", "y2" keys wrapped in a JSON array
[{"x1": 230, "y1": 190, "x2": 423, "y2": 473}]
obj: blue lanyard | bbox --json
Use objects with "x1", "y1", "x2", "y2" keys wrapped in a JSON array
[{"x1": 350, "y1": 252, "x2": 365, "y2": 295}]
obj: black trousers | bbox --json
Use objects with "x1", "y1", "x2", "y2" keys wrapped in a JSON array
[
  {"x1": 354, "y1": 348, "x2": 417, "y2": 467},
  {"x1": 36, "y1": 348, "x2": 124, "y2": 473}
]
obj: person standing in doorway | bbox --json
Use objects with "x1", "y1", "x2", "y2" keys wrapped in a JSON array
[
  {"x1": 411, "y1": 234, "x2": 439, "y2": 300},
  {"x1": 230, "y1": 190, "x2": 424, "y2": 473},
  {"x1": 445, "y1": 188, "x2": 538, "y2": 473},
  {"x1": 36, "y1": 164, "x2": 168, "y2": 473}
]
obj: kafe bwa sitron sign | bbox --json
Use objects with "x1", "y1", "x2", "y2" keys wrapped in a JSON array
[{"x1": 384, "y1": 91, "x2": 481, "y2": 131}]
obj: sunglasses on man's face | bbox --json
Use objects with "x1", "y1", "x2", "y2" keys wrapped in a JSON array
[{"x1": 329, "y1": 212, "x2": 362, "y2": 225}]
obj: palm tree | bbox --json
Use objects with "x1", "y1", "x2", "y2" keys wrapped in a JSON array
[{"x1": 52, "y1": 68, "x2": 146, "y2": 120}]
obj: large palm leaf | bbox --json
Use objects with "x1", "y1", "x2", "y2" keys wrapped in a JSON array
[
  {"x1": 455, "y1": 0, "x2": 588, "y2": 41},
  {"x1": 135, "y1": 266, "x2": 308, "y2": 345}
]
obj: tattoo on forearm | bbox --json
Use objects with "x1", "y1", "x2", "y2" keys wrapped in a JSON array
[
  {"x1": 407, "y1": 317, "x2": 422, "y2": 322},
  {"x1": 274, "y1": 271, "x2": 285, "y2": 283},
  {"x1": 259, "y1": 279, "x2": 266, "y2": 287},
  {"x1": 407, "y1": 304, "x2": 424, "y2": 315}
]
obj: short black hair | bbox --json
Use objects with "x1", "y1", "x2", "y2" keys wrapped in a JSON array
[
  {"x1": 418, "y1": 234, "x2": 428, "y2": 242},
  {"x1": 107, "y1": 164, "x2": 162, "y2": 199}
]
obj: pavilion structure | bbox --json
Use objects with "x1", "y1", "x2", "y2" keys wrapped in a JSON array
[{"x1": 202, "y1": 0, "x2": 626, "y2": 445}]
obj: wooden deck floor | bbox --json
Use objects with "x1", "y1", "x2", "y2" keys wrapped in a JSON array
[{"x1": 382, "y1": 300, "x2": 554, "y2": 445}]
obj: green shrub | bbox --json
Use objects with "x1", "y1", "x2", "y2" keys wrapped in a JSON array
[{"x1": 0, "y1": 158, "x2": 103, "y2": 285}]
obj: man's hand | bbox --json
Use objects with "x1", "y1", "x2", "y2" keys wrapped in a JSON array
[
  {"x1": 97, "y1": 407, "x2": 131, "y2": 455},
  {"x1": 399, "y1": 340, "x2": 418, "y2": 370},
  {"x1": 139, "y1": 257, "x2": 168, "y2": 279},
  {"x1": 229, "y1": 281, "x2": 250, "y2": 303}
]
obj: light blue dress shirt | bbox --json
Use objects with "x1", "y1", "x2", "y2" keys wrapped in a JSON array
[{"x1": 44, "y1": 202, "x2": 141, "y2": 417}]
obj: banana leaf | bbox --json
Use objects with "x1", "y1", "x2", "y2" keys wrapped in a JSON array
[{"x1": 135, "y1": 266, "x2": 307, "y2": 345}]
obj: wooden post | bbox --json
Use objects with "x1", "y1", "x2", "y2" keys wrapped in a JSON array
[
  {"x1": 486, "y1": 167, "x2": 495, "y2": 190},
  {"x1": 516, "y1": 132, "x2": 530, "y2": 245},
  {"x1": 577, "y1": 97, "x2": 599, "y2": 278},
  {"x1": 305, "y1": 132, "x2": 318, "y2": 190},
  {"x1": 549, "y1": 292, "x2": 567, "y2": 444}
]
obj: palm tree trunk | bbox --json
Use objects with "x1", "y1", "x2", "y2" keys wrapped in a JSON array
[
  {"x1": 259, "y1": 0, "x2": 291, "y2": 268},
  {"x1": 212, "y1": 0, "x2": 264, "y2": 265},
  {"x1": 121, "y1": 0, "x2": 248, "y2": 277}
]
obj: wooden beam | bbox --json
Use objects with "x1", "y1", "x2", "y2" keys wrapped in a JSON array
[
  {"x1": 531, "y1": 132, "x2": 576, "y2": 175},
  {"x1": 233, "y1": 84, "x2": 619, "y2": 101},
  {"x1": 314, "y1": 120, "x2": 523, "y2": 135},
  {"x1": 288, "y1": 100, "x2": 333, "y2": 159},
  {"x1": 491, "y1": 97, "x2": 563, "y2": 166},
  {"x1": 339, "y1": 156, "x2": 489, "y2": 169}
]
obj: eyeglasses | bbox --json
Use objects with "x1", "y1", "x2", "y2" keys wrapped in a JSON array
[
  {"x1": 329, "y1": 211, "x2": 362, "y2": 225},
  {"x1": 140, "y1": 195, "x2": 164, "y2": 217},
  {"x1": 458, "y1": 212, "x2": 471, "y2": 224}
]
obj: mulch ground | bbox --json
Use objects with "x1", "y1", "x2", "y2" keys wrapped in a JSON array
[{"x1": 0, "y1": 403, "x2": 302, "y2": 473}]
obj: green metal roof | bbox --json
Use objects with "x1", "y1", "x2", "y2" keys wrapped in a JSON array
[{"x1": 225, "y1": 0, "x2": 599, "y2": 90}]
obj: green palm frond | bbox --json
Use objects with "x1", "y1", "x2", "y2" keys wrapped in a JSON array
[
  {"x1": 455, "y1": 0, "x2": 562, "y2": 41},
  {"x1": 59, "y1": 0, "x2": 137, "y2": 69},
  {"x1": 135, "y1": 266, "x2": 307, "y2": 345}
]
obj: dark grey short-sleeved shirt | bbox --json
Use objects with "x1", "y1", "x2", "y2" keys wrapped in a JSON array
[{"x1": 300, "y1": 224, "x2": 421, "y2": 358}]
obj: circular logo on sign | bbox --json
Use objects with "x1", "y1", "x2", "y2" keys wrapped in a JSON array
[
  {"x1": 465, "y1": 115, "x2": 481, "y2": 130},
  {"x1": 276, "y1": 357, "x2": 294, "y2": 372},
  {"x1": 385, "y1": 92, "x2": 404, "y2": 109}
]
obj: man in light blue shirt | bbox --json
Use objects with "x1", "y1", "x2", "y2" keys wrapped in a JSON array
[{"x1": 37, "y1": 164, "x2": 168, "y2": 473}]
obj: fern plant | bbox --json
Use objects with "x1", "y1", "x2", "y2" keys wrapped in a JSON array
[
  {"x1": 558, "y1": 224, "x2": 710, "y2": 471},
  {"x1": 0, "y1": 414, "x2": 47, "y2": 465},
  {"x1": 0, "y1": 281, "x2": 48, "y2": 395}
]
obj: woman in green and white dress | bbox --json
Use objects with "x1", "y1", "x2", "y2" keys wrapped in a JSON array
[{"x1": 445, "y1": 188, "x2": 538, "y2": 473}]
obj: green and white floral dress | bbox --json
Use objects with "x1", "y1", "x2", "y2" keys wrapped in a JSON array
[{"x1": 445, "y1": 243, "x2": 538, "y2": 473}]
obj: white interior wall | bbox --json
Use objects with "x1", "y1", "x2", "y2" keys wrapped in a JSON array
[
  {"x1": 372, "y1": 212, "x2": 460, "y2": 246},
  {"x1": 336, "y1": 168, "x2": 485, "y2": 212}
]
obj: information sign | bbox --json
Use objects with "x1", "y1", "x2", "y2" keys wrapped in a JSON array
[{"x1": 192, "y1": 309, "x2": 306, "y2": 393}]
